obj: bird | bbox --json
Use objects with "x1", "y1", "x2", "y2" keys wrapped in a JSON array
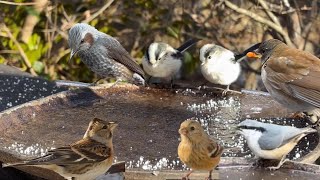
[
  {"x1": 199, "y1": 43, "x2": 241, "y2": 95},
  {"x1": 246, "y1": 39, "x2": 320, "y2": 124},
  {"x1": 237, "y1": 119, "x2": 317, "y2": 170},
  {"x1": 178, "y1": 119, "x2": 223, "y2": 180},
  {"x1": 142, "y1": 39, "x2": 199, "y2": 86},
  {"x1": 3, "y1": 118, "x2": 118, "y2": 180},
  {"x1": 68, "y1": 23, "x2": 145, "y2": 86}
]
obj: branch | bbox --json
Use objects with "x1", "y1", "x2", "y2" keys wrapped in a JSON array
[
  {"x1": 1, "y1": 24, "x2": 37, "y2": 76},
  {"x1": 224, "y1": 0, "x2": 293, "y2": 46},
  {"x1": 82, "y1": 0, "x2": 115, "y2": 23},
  {"x1": 258, "y1": 0, "x2": 281, "y2": 26},
  {"x1": 0, "y1": 0, "x2": 37, "y2": 5}
]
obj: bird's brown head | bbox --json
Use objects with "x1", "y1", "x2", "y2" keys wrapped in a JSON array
[
  {"x1": 179, "y1": 119, "x2": 206, "y2": 141},
  {"x1": 68, "y1": 23, "x2": 98, "y2": 61},
  {"x1": 83, "y1": 118, "x2": 118, "y2": 142},
  {"x1": 246, "y1": 39, "x2": 285, "y2": 64}
]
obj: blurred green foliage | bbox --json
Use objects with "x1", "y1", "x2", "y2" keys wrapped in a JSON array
[{"x1": 0, "y1": 0, "x2": 319, "y2": 88}]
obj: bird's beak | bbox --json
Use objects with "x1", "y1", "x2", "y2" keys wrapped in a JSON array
[
  {"x1": 69, "y1": 49, "x2": 78, "y2": 62},
  {"x1": 109, "y1": 122, "x2": 118, "y2": 131},
  {"x1": 246, "y1": 51, "x2": 262, "y2": 59},
  {"x1": 179, "y1": 128, "x2": 188, "y2": 135}
]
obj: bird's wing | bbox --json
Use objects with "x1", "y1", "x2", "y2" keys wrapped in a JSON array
[
  {"x1": 16, "y1": 140, "x2": 111, "y2": 166},
  {"x1": 264, "y1": 51, "x2": 320, "y2": 107},
  {"x1": 100, "y1": 36, "x2": 145, "y2": 77},
  {"x1": 207, "y1": 139, "x2": 223, "y2": 158},
  {"x1": 258, "y1": 127, "x2": 284, "y2": 150}
]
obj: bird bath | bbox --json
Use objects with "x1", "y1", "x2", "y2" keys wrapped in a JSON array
[{"x1": 0, "y1": 84, "x2": 319, "y2": 179}]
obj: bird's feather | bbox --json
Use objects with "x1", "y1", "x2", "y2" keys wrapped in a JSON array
[
  {"x1": 99, "y1": 36, "x2": 145, "y2": 78},
  {"x1": 264, "y1": 49, "x2": 320, "y2": 108}
]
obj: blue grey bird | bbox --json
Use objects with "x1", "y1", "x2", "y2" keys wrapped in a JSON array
[
  {"x1": 68, "y1": 23, "x2": 145, "y2": 86},
  {"x1": 142, "y1": 39, "x2": 198, "y2": 84},
  {"x1": 237, "y1": 119, "x2": 317, "y2": 170}
]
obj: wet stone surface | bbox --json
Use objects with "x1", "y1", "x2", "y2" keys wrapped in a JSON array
[
  {"x1": 0, "y1": 65, "x2": 67, "y2": 112},
  {"x1": 0, "y1": 85, "x2": 318, "y2": 177}
]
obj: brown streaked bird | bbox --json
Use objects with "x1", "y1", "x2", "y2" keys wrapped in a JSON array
[
  {"x1": 178, "y1": 119, "x2": 223, "y2": 180},
  {"x1": 247, "y1": 39, "x2": 320, "y2": 123},
  {"x1": 3, "y1": 118, "x2": 117, "y2": 180}
]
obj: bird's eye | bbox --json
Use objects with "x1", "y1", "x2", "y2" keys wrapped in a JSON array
[
  {"x1": 80, "y1": 39, "x2": 85, "y2": 44},
  {"x1": 102, "y1": 125, "x2": 108, "y2": 129},
  {"x1": 190, "y1": 126, "x2": 195, "y2": 131},
  {"x1": 208, "y1": 56, "x2": 211, "y2": 59}
]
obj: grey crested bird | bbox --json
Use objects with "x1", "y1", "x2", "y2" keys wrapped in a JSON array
[
  {"x1": 237, "y1": 119, "x2": 317, "y2": 170},
  {"x1": 68, "y1": 23, "x2": 145, "y2": 86},
  {"x1": 142, "y1": 39, "x2": 199, "y2": 85}
]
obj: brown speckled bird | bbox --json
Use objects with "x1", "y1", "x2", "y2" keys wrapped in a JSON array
[
  {"x1": 3, "y1": 118, "x2": 117, "y2": 180},
  {"x1": 247, "y1": 39, "x2": 320, "y2": 123},
  {"x1": 178, "y1": 119, "x2": 223, "y2": 180}
]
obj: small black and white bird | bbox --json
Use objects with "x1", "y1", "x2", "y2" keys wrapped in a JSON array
[
  {"x1": 142, "y1": 39, "x2": 199, "y2": 85},
  {"x1": 68, "y1": 23, "x2": 145, "y2": 86},
  {"x1": 199, "y1": 43, "x2": 260, "y2": 95}
]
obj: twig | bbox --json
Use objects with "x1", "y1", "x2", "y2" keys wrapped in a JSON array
[
  {"x1": 1, "y1": 23, "x2": 37, "y2": 76},
  {"x1": 0, "y1": 0, "x2": 37, "y2": 5},
  {"x1": 258, "y1": 0, "x2": 281, "y2": 26},
  {"x1": 82, "y1": 0, "x2": 115, "y2": 23},
  {"x1": 224, "y1": 0, "x2": 293, "y2": 46}
]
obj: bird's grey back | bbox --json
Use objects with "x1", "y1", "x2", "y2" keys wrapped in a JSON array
[
  {"x1": 239, "y1": 120, "x2": 312, "y2": 150},
  {"x1": 258, "y1": 122, "x2": 311, "y2": 150}
]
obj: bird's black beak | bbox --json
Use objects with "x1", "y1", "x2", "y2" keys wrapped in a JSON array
[{"x1": 69, "y1": 48, "x2": 79, "y2": 62}]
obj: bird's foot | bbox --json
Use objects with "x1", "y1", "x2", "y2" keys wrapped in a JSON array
[
  {"x1": 267, "y1": 158, "x2": 288, "y2": 171},
  {"x1": 222, "y1": 89, "x2": 241, "y2": 96},
  {"x1": 181, "y1": 177, "x2": 189, "y2": 180}
]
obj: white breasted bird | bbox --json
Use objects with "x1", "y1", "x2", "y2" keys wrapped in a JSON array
[
  {"x1": 142, "y1": 39, "x2": 198, "y2": 85},
  {"x1": 200, "y1": 44, "x2": 241, "y2": 94},
  {"x1": 237, "y1": 119, "x2": 317, "y2": 170},
  {"x1": 199, "y1": 43, "x2": 261, "y2": 95},
  {"x1": 68, "y1": 23, "x2": 145, "y2": 86},
  {"x1": 3, "y1": 118, "x2": 118, "y2": 180}
]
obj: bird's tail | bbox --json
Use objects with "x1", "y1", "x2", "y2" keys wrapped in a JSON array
[
  {"x1": 176, "y1": 39, "x2": 200, "y2": 53},
  {"x1": 301, "y1": 127, "x2": 318, "y2": 134},
  {"x1": 2, "y1": 161, "x2": 28, "y2": 168}
]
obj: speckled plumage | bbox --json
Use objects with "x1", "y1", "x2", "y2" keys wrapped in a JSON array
[
  {"x1": 3, "y1": 118, "x2": 117, "y2": 180},
  {"x1": 68, "y1": 23, "x2": 145, "y2": 86}
]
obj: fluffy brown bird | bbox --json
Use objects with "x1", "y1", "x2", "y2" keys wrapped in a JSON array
[
  {"x1": 178, "y1": 119, "x2": 223, "y2": 180},
  {"x1": 247, "y1": 39, "x2": 320, "y2": 123},
  {"x1": 3, "y1": 118, "x2": 117, "y2": 180}
]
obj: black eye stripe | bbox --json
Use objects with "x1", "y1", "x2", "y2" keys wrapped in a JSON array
[{"x1": 238, "y1": 125, "x2": 266, "y2": 132}]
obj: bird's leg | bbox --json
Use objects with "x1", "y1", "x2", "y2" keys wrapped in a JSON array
[
  {"x1": 93, "y1": 77, "x2": 104, "y2": 85},
  {"x1": 146, "y1": 76, "x2": 153, "y2": 85},
  {"x1": 182, "y1": 170, "x2": 193, "y2": 180},
  {"x1": 205, "y1": 170, "x2": 213, "y2": 180},
  {"x1": 108, "y1": 79, "x2": 122, "y2": 88},
  {"x1": 267, "y1": 156, "x2": 289, "y2": 170},
  {"x1": 222, "y1": 85, "x2": 230, "y2": 96},
  {"x1": 222, "y1": 85, "x2": 241, "y2": 96}
]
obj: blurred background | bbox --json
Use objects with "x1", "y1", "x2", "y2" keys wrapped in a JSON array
[{"x1": 0, "y1": 0, "x2": 319, "y2": 91}]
